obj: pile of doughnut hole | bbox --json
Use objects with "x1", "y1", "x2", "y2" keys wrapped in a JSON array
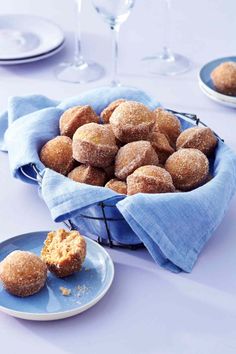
[{"x1": 40, "y1": 99, "x2": 218, "y2": 195}]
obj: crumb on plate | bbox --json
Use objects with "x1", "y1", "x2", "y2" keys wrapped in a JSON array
[
  {"x1": 60, "y1": 286, "x2": 71, "y2": 296},
  {"x1": 77, "y1": 284, "x2": 89, "y2": 296}
]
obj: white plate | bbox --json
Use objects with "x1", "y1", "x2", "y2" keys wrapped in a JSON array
[
  {"x1": 0, "y1": 231, "x2": 114, "y2": 321},
  {"x1": 0, "y1": 14, "x2": 64, "y2": 60},
  {"x1": 0, "y1": 41, "x2": 64, "y2": 65}
]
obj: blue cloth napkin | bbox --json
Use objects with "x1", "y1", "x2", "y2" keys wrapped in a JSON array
[{"x1": 1, "y1": 86, "x2": 236, "y2": 273}]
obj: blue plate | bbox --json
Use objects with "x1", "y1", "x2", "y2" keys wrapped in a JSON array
[
  {"x1": 0, "y1": 231, "x2": 114, "y2": 321},
  {"x1": 199, "y1": 56, "x2": 236, "y2": 106}
]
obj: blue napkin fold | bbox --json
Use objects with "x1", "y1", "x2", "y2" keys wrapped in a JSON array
[{"x1": 1, "y1": 86, "x2": 236, "y2": 273}]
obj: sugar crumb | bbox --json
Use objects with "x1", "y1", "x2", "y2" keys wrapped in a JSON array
[
  {"x1": 60, "y1": 286, "x2": 71, "y2": 296},
  {"x1": 77, "y1": 284, "x2": 89, "y2": 296}
]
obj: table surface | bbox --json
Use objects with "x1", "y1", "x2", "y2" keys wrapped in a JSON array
[{"x1": 1, "y1": 1, "x2": 236, "y2": 353}]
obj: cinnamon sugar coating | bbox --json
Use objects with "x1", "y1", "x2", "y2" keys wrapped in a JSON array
[
  {"x1": 127, "y1": 165, "x2": 175, "y2": 195},
  {"x1": 100, "y1": 99, "x2": 126, "y2": 124},
  {"x1": 150, "y1": 131, "x2": 175, "y2": 164},
  {"x1": 176, "y1": 127, "x2": 218, "y2": 156},
  {"x1": 0, "y1": 251, "x2": 47, "y2": 297},
  {"x1": 211, "y1": 62, "x2": 236, "y2": 96},
  {"x1": 153, "y1": 108, "x2": 181, "y2": 146},
  {"x1": 68, "y1": 165, "x2": 106, "y2": 186},
  {"x1": 115, "y1": 141, "x2": 159, "y2": 180},
  {"x1": 165, "y1": 148, "x2": 209, "y2": 191},
  {"x1": 41, "y1": 229, "x2": 86, "y2": 278},
  {"x1": 106, "y1": 123, "x2": 123, "y2": 147},
  {"x1": 72, "y1": 123, "x2": 118, "y2": 168},
  {"x1": 40, "y1": 136, "x2": 74, "y2": 175},
  {"x1": 105, "y1": 178, "x2": 127, "y2": 194},
  {"x1": 110, "y1": 101, "x2": 155, "y2": 143},
  {"x1": 60, "y1": 105, "x2": 99, "y2": 138}
]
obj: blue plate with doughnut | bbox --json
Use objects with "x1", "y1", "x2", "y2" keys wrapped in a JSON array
[
  {"x1": 198, "y1": 56, "x2": 236, "y2": 107},
  {"x1": 0, "y1": 231, "x2": 114, "y2": 321}
]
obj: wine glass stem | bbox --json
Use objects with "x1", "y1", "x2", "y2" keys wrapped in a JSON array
[
  {"x1": 110, "y1": 24, "x2": 120, "y2": 86},
  {"x1": 74, "y1": 0, "x2": 84, "y2": 66},
  {"x1": 161, "y1": 46, "x2": 175, "y2": 61},
  {"x1": 162, "y1": 0, "x2": 174, "y2": 61}
]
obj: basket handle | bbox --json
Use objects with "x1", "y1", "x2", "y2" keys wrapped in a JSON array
[{"x1": 165, "y1": 109, "x2": 224, "y2": 142}]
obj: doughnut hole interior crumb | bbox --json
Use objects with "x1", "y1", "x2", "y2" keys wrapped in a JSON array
[
  {"x1": 60, "y1": 287, "x2": 71, "y2": 296},
  {"x1": 41, "y1": 229, "x2": 86, "y2": 278}
]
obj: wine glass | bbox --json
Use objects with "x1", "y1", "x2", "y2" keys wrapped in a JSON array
[
  {"x1": 143, "y1": 0, "x2": 190, "y2": 76},
  {"x1": 92, "y1": 0, "x2": 135, "y2": 86},
  {"x1": 56, "y1": 0, "x2": 105, "y2": 83}
]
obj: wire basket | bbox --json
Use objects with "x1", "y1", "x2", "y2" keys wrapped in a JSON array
[{"x1": 20, "y1": 110, "x2": 223, "y2": 250}]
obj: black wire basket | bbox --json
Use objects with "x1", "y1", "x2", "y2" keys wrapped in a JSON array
[{"x1": 20, "y1": 110, "x2": 223, "y2": 250}]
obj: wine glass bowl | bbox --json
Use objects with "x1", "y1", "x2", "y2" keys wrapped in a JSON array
[
  {"x1": 93, "y1": 0, "x2": 135, "y2": 27},
  {"x1": 92, "y1": 0, "x2": 135, "y2": 86}
]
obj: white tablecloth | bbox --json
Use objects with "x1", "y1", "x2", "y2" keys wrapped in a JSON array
[{"x1": 0, "y1": 1, "x2": 236, "y2": 353}]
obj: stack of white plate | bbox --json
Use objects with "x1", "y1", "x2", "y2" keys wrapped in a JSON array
[
  {"x1": 0, "y1": 15, "x2": 65, "y2": 65},
  {"x1": 198, "y1": 56, "x2": 236, "y2": 108}
]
